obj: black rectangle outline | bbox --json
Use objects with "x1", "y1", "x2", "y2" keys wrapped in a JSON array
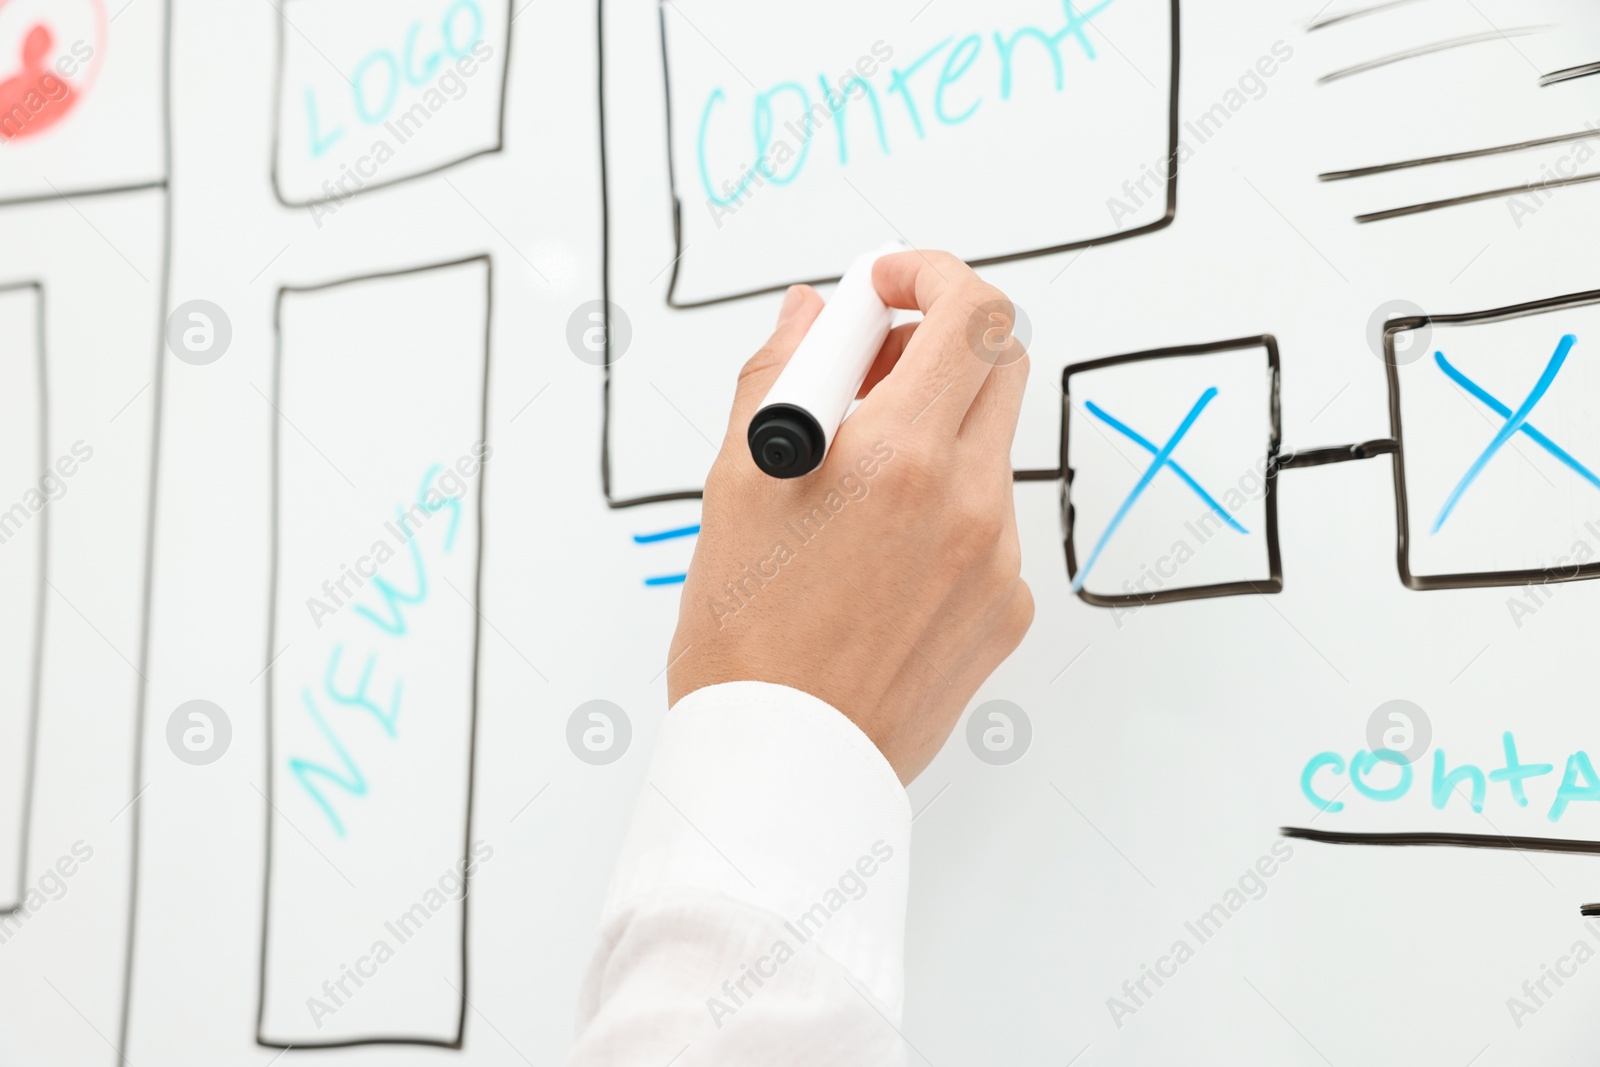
[
  {"x1": 268, "y1": 0, "x2": 514, "y2": 209},
  {"x1": 1384, "y1": 287, "x2": 1600, "y2": 592},
  {"x1": 0, "y1": 180, "x2": 167, "y2": 211},
  {"x1": 646, "y1": 0, "x2": 1180, "y2": 309},
  {"x1": 0, "y1": 281, "x2": 47, "y2": 918},
  {"x1": 257, "y1": 253, "x2": 491, "y2": 1050},
  {"x1": 1060, "y1": 335, "x2": 1284, "y2": 607},
  {"x1": 597, "y1": 0, "x2": 1179, "y2": 506},
  {"x1": 0, "y1": 0, "x2": 169, "y2": 210},
  {"x1": 0, "y1": 183, "x2": 172, "y2": 1060},
  {"x1": 0, "y1": 183, "x2": 174, "y2": 1061}
]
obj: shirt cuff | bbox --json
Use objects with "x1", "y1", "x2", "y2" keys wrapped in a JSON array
[{"x1": 602, "y1": 681, "x2": 913, "y2": 1015}]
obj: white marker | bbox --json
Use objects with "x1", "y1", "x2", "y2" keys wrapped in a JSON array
[{"x1": 748, "y1": 244, "x2": 903, "y2": 478}]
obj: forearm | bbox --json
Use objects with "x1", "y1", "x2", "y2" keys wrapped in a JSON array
[{"x1": 569, "y1": 682, "x2": 911, "y2": 1066}]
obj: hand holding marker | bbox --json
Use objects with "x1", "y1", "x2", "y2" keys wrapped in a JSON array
[
  {"x1": 675, "y1": 247, "x2": 1035, "y2": 784},
  {"x1": 747, "y1": 243, "x2": 905, "y2": 477}
]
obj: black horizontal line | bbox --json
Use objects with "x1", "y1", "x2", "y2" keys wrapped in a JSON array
[
  {"x1": 1356, "y1": 171, "x2": 1600, "y2": 222},
  {"x1": 1308, "y1": 0, "x2": 1426, "y2": 32},
  {"x1": 1321, "y1": 128, "x2": 1600, "y2": 181},
  {"x1": 1319, "y1": 27, "x2": 1548, "y2": 85},
  {"x1": 0, "y1": 178, "x2": 167, "y2": 210},
  {"x1": 1276, "y1": 438, "x2": 1397, "y2": 469},
  {"x1": 1542, "y1": 60, "x2": 1600, "y2": 87},
  {"x1": 1282, "y1": 826, "x2": 1600, "y2": 854}
]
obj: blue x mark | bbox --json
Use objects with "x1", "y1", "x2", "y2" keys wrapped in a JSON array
[
  {"x1": 1074, "y1": 387, "x2": 1240, "y2": 591},
  {"x1": 1084, "y1": 401, "x2": 1250, "y2": 536},
  {"x1": 1432, "y1": 334, "x2": 1583, "y2": 534}
]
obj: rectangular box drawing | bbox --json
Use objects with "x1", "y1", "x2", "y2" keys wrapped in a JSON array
[
  {"x1": 1062, "y1": 336, "x2": 1283, "y2": 607},
  {"x1": 272, "y1": 0, "x2": 511, "y2": 207},
  {"x1": 647, "y1": 0, "x2": 1177, "y2": 307},
  {"x1": 599, "y1": 0, "x2": 1179, "y2": 505},
  {"x1": 1386, "y1": 289, "x2": 1600, "y2": 591},
  {"x1": 0, "y1": 283, "x2": 44, "y2": 915},
  {"x1": 0, "y1": 189, "x2": 165, "y2": 1064},
  {"x1": 258, "y1": 256, "x2": 489, "y2": 1048},
  {"x1": 0, "y1": 0, "x2": 167, "y2": 205}
]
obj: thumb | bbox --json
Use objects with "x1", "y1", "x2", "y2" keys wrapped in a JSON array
[{"x1": 724, "y1": 285, "x2": 825, "y2": 443}]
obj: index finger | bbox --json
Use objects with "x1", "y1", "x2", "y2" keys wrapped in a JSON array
[{"x1": 862, "y1": 250, "x2": 1015, "y2": 434}]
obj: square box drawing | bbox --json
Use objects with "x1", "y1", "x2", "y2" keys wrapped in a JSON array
[
  {"x1": 1062, "y1": 336, "x2": 1282, "y2": 607},
  {"x1": 1387, "y1": 289, "x2": 1600, "y2": 590}
]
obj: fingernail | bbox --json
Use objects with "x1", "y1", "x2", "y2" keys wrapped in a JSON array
[{"x1": 776, "y1": 286, "x2": 803, "y2": 327}]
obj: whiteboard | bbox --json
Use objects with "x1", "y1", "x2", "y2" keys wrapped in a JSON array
[{"x1": 3, "y1": 0, "x2": 1600, "y2": 1063}]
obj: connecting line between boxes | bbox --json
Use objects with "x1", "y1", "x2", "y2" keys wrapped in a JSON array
[
  {"x1": 1273, "y1": 437, "x2": 1398, "y2": 470},
  {"x1": 1012, "y1": 436, "x2": 1400, "y2": 487}
]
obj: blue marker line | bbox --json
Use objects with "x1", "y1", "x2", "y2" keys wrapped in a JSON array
[
  {"x1": 1434, "y1": 348, "x2": 1600, "y2": 493},
  {"x1": 1084, "y1": 400, "x2": 1248, "y2": 535},
  {"x1": 1433, "y1": 334, "x2": 1578, "y2": 534},
  {"x1": 1074, "y1": 388, "x2": 1220, "y2": 592},
  {"x1": 645, "y1": 573, "x2": 688, "y2": 587},
  {"x1": 633, "y1": 524, "x2": 702, "y2": 544}
]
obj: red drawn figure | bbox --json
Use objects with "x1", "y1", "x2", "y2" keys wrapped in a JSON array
[
  {"x1": 0, "y1": 0, "x2": 105, "y2": 143},
  {"x1": 0, "y1": 23, "x2": 78, "y2": 140}
]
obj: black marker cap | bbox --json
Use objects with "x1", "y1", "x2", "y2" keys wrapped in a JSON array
[{"x1": 748, "y1": 404, "x2": 825, "y2": 479}]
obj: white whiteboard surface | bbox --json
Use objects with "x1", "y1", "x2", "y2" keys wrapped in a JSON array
[{"x1": 2, "y1": 0, "x2": 1600, "y2": 1064}]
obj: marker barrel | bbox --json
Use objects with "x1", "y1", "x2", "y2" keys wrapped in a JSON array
[{"x1": 748, "y1": 246, "x2": 900, "y2": 478}]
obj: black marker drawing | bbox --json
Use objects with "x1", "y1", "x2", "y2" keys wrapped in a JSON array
[
  {"x1": 1383, "y1": 288, "x2": 1600, "y2": 591},
  {"x1": 645, "y1": 0, "x2": 1181, "y2": 310},
  {"x1": 1283, "y1": 826, "x2": 1600, "y2": 854},
  {"x1": 0, "y1": 179, "x2": 167, "y2": 211},
  {"x1": 1355, "y1": 172, "x2": 1600, "y2": 224},
  {"x1": 116, "y1": 189, "x2": 172, "y2": 1067},
  {"x1": 598, "y1": 0, "x2": 1182, "y2": 506},
  {"x1": 0, "y1": 281, "x2": 46, "y2": 919},
  {"x1": 1542, "y1": 60, "x2": 1600, "y2": 87},
  {"x1": 1307, "y1": 0, "x2": 1428, "y2": 33},
  {"x1": 267, "y1": 0, "x2": 514, "y2": 209},
  {"x1": 1282, "y1": 828, "x2": 1600, "y2": 915},
  {"x1": 595, "y1": 0, "x2": 702, "y2": 510},
  {"x1": 1318, "y1": 27, "x2": 1548, "y2": 85},
  {"x1": 1276, "y1": 438, "x2": 1397, "y2": 468},
  {"x1": 1055, "y1": 290, "x2": 1600, "y2": 607},
  {"x1": 1060, "y1": 336, "x2": 1285, "y2": 607},
  {"x1": 1320, "y1": 128, "x2": 1600, "y2": 182},
  {"x1": 0, "y1": 187, "x2": 173, "y2": 1065},
  {"x1": 1311, "y1": 8, "x2": 1594, "y2": 224},
  {"x1": 256, "y1": 254, "x2": 490, "y2": 1050},
  {"x1": 113, "y1": 2, "x2": 174, "y2": 1062},
  {"x1": 604, "y1": 289, "x2": 1600, "y2": 610},
  {"x1": 0, "y1": 0, "x2": 166, "y2": 211}
]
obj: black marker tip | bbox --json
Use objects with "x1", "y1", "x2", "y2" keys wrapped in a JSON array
[{"x1": 749, "y1": 405, "x2": 824, "y2": 479}]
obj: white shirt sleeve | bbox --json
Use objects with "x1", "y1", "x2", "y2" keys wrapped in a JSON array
[{"x1": 568, "y1": 681, "x2": 913, "y2": 1067}]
